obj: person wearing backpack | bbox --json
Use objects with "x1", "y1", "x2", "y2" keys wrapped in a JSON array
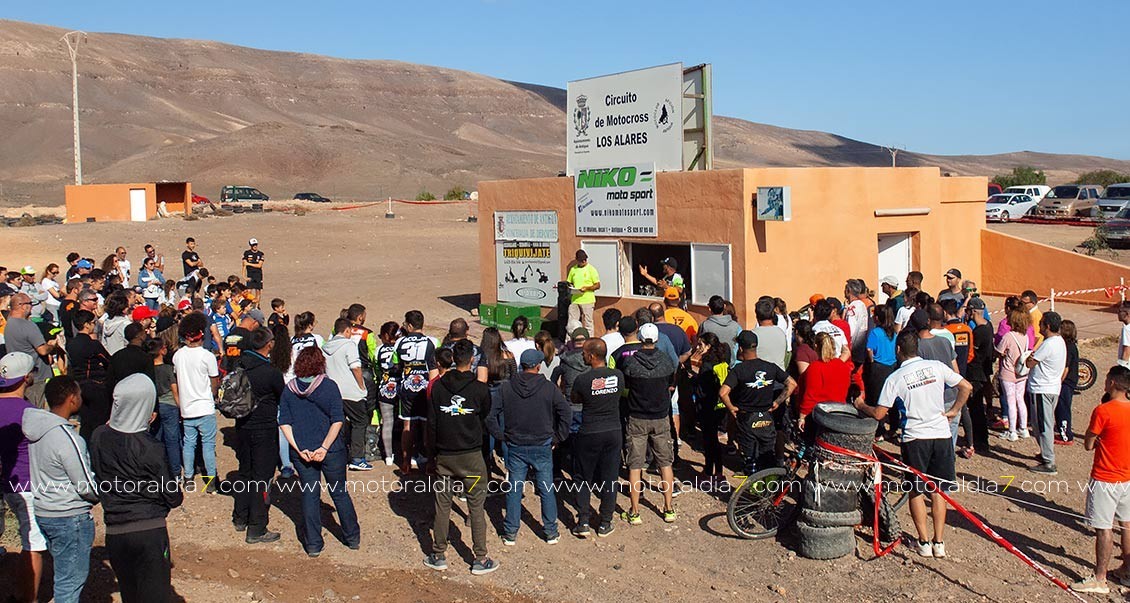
[
  {"x1": 173, "y1": 312, "x2": 221, "y2": 493},
  {"x1": 231, "y1": 327, "x2": 285, "y2": 543}
]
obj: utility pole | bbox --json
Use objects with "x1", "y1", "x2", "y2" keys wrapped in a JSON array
[
  {"x1": 62, "y1": 31, "x2": 87, "y2": 185},
  {"x1": 885, "y1": 145, "x2": 901, "y2": 168}
]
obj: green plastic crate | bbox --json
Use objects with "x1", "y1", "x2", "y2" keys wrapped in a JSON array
[
  {"x1": 479, "y1": 304, "x2": 497, "y2": 328},
  {"x1": 495, "y1": 302, "x2": 542, "y2": 330}
]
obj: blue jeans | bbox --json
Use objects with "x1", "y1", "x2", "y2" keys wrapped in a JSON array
[
  {"x1": 144, "y1": 297, "x2": 159, "y2": 310},
  {"x1": 278, "y1": 409, "x2": 294, "y2": 474},
  {"x1": 37, "y1": 512, "x2": 95, "y2": 603},
  {"x1": 182, "y1": 414, "x2": 217, "y2": 479},
  {"x1": 153, "y1": 403, "x2": 183, "y2": 476},
  {"x1": 292, "y1": 447, "x2": 360, "y2": 552},
  {"x1": 503, "y1": 444, "x2": 557, "y2": 538}
]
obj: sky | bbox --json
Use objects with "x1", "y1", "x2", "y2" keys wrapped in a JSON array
[{"x1": 7, "y1": 1, "x2": 1130, "y2": 159}]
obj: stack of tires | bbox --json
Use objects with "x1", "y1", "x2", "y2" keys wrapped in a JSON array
[{"x1": 796, "y1": 403, "x2": 877, "y2": 560}]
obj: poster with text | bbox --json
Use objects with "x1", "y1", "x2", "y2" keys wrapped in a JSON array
[
  {"x1": 494, "y1": 211, "x2": 558, "y2": 242},
  {"x1": 566, "y1": 63, "x2": 684, "y2": 176},
  {"x1": 574, "y1": 162, "x2": 658, "y2": 237},
  {"x1": 496, "y1": 241, "x2": 560, "y2": 306}
]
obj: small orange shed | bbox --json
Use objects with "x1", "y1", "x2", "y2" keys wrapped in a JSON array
[{"x1": 65, "y1": 181, "x2": 191, "y2": 223}]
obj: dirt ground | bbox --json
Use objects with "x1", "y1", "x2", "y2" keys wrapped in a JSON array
[
  {"x1": 2, "y1": 206, "x2": 1129, "y2": 602},
  {"x1": 989, "y1": 222, "x2": 1127, "y2": 263}
]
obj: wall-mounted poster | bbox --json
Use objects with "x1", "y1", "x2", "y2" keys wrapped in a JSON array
[
  {"x1": 496, "y1": 241, "x2": 560, "y2": 306},
  {"x1": 756, "y1": 186, "x2": 792, "y2": 222}
]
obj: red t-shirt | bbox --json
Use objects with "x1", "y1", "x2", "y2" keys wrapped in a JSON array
[
  {"x1": 1089, "y1": 400, "x2": 1130, "y2": 483},
  {"x1": 800, "y1": 358, "x2": 852, "y2": 416},
  {"x1": 832, "y1": 319, "x2": 852, "y2": 345}
]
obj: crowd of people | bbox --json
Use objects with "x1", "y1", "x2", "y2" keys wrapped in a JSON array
[{"x1": 1, "y1": 239, "x2": 1129, "y2": 599}]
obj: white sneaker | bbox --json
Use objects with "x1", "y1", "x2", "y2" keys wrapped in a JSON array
[
  {"x1": 1007, "y1": 431, "x2": 1018, "y2": 442},
  {"x1": 931, "y1": 541, "x2": 946, "y2": 558},
  {"x1": 384, "y1": 457, "x2": 394, "y2": 467},
  {"x1": 917, "y1": 540, "x2": 933, "y2": 557},
  {"x1": 1017, "y1": 430, "x2": 1030, "y2": 440},
  {"x1": 996, "y1": 431, "x2": 1012, "y2": 440}
]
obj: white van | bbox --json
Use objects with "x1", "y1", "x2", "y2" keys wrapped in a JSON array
[{"x1": 1003, "y1": 185, "x2": 1051, "y2": 201}]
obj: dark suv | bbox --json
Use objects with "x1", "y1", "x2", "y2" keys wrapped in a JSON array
[{"x1": 220, "y1": 186, "x2": 270, "y2": 203}]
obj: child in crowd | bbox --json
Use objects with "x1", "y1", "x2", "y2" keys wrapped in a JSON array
[
  {"x1": 268, "y1": 298, "x2": 289, "y2": 330},
  {"x1": 209, "y1": 300, "x2": 231, "y2": 354}
]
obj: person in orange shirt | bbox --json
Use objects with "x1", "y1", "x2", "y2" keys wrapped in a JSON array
[
  {"x1": 1073, "y1": 366, "x2": 1130, "y2": 594},
  {"x1": 662, "y1": 288, "x2": 698, "y2": 340}
]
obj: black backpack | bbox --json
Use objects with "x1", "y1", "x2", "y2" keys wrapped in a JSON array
[{"x1": 217, "y1": 367, "x2": 256, "y2": 419}]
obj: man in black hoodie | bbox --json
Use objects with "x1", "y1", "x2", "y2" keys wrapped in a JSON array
[
  {"x1": 231, "y1": 327, "x2": 284, "y2": 544},
  {"x1": 487, "y1": 349, "x2": 571, "y2": 545},
  {"x1": 620, "y1": 323, "x2": 678, "y2": 525},
  {"x1": 109, "y1": 322, "x2": 155, "y2": 386},
  {"x1": 423, "y1": 340, "x2": 499, "y2": 575}
]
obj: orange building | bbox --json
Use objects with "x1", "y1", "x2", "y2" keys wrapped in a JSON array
[
  {"x1": 479, "y1": 166, "x2": 986, "y2": 328},
  {"x1": 65, "y1": 181, "x2": 191, "y2": 223}
]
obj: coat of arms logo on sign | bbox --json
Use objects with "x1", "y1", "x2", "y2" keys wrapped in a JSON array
[{"x1": 574, "y1": 95, "x2": 591, "y2": 137}]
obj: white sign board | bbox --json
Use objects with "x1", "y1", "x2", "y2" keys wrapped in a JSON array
[
  {"x1": 494, "y1": 211, "x2": 558, "y2": 242},
  {"x1": 566, "y1": 63, "x2": 684, "y2": 176},
  {"x1": 496, "y1": 241, "x2": 560, "y2": 307},
  {"x1": 756, "y1": 186, "x2": 792, "y2": 222},
  {"x1": 574, "y1": 162, "x2": 658, "y2": 237}
]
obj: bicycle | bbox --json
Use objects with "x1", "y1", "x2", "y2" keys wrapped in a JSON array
[{"x1": 726, "y1": 409, "x2": 908, "y2": 540}]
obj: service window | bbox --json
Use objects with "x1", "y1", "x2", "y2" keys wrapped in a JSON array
[{"x1": 627, "y1": 242, "x2": 692, "y2": 298}]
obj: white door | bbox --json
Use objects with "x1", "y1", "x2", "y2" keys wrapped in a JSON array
[
  {"x1": 876, "y1": 233, "x2": 912, "y2": 303},
  {"x1": 580, "y1": 240, "x2": 621, "y2": 297},
  {"x1": 129, "y1": 188, "x2": 147, "y2": 222}
]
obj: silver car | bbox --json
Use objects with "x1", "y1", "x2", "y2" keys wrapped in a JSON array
[
  {"x1": 1098, "y1": 183, "x2": 1130, "y2": 220},
  {"x1": 1036, "y1": 184, "x2": 1103, "y2": 218}
]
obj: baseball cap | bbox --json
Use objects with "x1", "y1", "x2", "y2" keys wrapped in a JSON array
[
  {"x1": 662, "y1": 257, "x2": 678, "y2": 270},
  {"x1": 945, "y1": 268, "x2": 962, "y2": 279},
  {"x1": 809, "y1": 294, "x2": 825, "y2": 307},
  {"x1": 909, "y1": 308, "x2": 930, "y2": 331},
  {"x1": 245, "y1": 308, "x2": 267, "y2": 326},
  {"x1": 570, "y1": 327, "x2": 590, "y2": 341},
  {"x1": 638, "y1": 323, "x2": 659, "y2": 343},
  {"x1": 736, "y1": 330, "x2": 759, "y2": 351},
  {"x1": 575, "y1": 249, "x2": 588, "y2": 262},
  {"x1": 966, "y1": 297, "x2": 987, "y2": 311},
  {"x1": 131, "y1": 306, "x2": 160, "y2": 321},
  {"x1": 249, "y1": 238, "x2": 259, "y2": 246},
  {"x1": 76, "y1": 259, "x2": 94, "y2": 269},
  {"x1": 177, "y1": 299, "x2": 192, "y2": 311},
  {"x1": 520, "y1": 348, "x2": 546, "y2": 369},
  {"x1": 0, "y1": 352, "x2": 35, "y2": 388},
  {"x1": 880, "y1": 275, "x2": 900, "y2": 288},
  {"x1": 664, "y1": 287, "x2": 679, "y2": 301},
  {"x1": 19, "y1": 266, "x2": 35, "y2": 275}
]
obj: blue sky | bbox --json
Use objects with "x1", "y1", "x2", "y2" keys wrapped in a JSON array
[{"x1": 8, "y1": 1, "x2": 1129, "y2": 158}]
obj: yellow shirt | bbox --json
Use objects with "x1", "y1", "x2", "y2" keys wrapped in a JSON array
[
  {"x1": 665, "y1": 308, "x2": 699, "y2": 340},
  {"x1": 1030, "y1": 306, "x2": 1044, "y2": 347},
  {"x1": 567, "y1": 264, "x2": 600, "y2": 305}
]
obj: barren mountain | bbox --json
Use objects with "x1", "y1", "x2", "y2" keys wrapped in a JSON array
[{"x1": 1, "y1": 19, "x2": 1128, "y2": 207}]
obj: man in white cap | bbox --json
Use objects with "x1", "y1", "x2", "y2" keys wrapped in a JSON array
[
  {"x1": 881, "y1": 275, "x2": 904, "y2": 311},
  {"x1": 242, "y1": 238, "x2": 265, "y2": 306},
  {"x1": 0, "y1": 352, "x2": 47, "y2": 602}
]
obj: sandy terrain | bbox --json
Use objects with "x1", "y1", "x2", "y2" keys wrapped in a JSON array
[{"x1": 0, "y1": 206, "x2": 1127, "y2": 602}]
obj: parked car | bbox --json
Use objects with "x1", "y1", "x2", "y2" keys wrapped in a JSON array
[
  {"x1": 1098, "y1": 183, "x2": 1130, "y2": 220},
  {"x1": 988, "y1": 183, "x2": 1003, "y2": 198},
  {"x1": 985, "y1": 193, "x2": 1037, "y2": 222},
  {"x1": 1002, "y1": 185, "x2": 1050, "y2": 201},
  {"x1": 220, "y1": 185, "x2": 270, "y2": 203},
  {"x1": 1104, "y1": 206, "x2": 1130, "y2": 248},
  {"x1": 191, "y1": 193, "x2": 210, "y2": 205},
  {"x1": 1036, "y1": 184, "x2": 1104, "y2": 218},
  {"x1": 293, "y1": 192, "x2": 331, "y2": 203}
]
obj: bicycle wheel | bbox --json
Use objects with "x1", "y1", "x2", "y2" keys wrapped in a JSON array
[
  {"x1": 882, "y1": 472, "x2": 909, "y2": 512},
  {"x1": 727, "y1": 467, "x2": 801, "y2": 540},
  {"x1": 1076, "y1": 358, "x2": 1097, "y2": 392}
]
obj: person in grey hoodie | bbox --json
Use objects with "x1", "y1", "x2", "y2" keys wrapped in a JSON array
[
  {"x1": 700, "y1": 295, "x2": 742, "y2": 362},
  {"x1": 487, "y1": 349, "x2": 571, "y2": 544},
  {"x1": 23, "y1": 375, "x2": 99, "y2": 603},
  {"x1": 323, "y1": 318, "x2": 370, "y2": 470},
  {"x1": 90, "y1": 374, "x2": 183, "y2": 603}
]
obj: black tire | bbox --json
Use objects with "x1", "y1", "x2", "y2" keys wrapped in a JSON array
[
  {"x1": 812, "y1": 403, "x2": 878, "y2": 436},
  {"x1": 727, "y1": 467, "x2": 801, "y2": 540},
  {"x1": 1000, "y1": 211, "x2": 1010, "y2": 223},
  {"x1": 803, "y1": 480, "x2": 859, "y2": 513},
  {"x1": 817, "y1": 429, "x2": 876, "y2": 454},
  {"x1": 800, "y1": 508, "x2": 862, "y2": 528},
  {"x1": 860, "y1": 483, "x2": 903, "y2": 542},
  {"x1": 796, "y1": 521, "x2": 857, "y2": 560},
  {"x1": 1077, "y1": 358, "x2": 1097, "y2": 392},
  {"x1": 810, "y1": 459, "x2": 869, "y2": 488},
  {"x1": 883, "y1": 474, "x2": 910, "y2": 512}
]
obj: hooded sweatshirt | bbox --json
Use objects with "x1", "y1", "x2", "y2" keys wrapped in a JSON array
[
  {"x1": 427, "y1": 369, "x2": 491, "y2": 455},
  {"x1": 90, "y1": 374, "x2": 183, "y2": 533},
  {"x1": 621, "y1": 347, "x2": 677, "y2": 420},
  {"x1": 552, "y1": 347, "x2": 589, "y2": 409},
  {"x1": 22, "y1": 406, "x2": 99, "y2": 518},
  {"x1": 101, "y1": 314, "x2": 132, "y2": 355},
  {"x1": 700, "y1": 314, "x2": 741, "y2": 349},
  {"x1": 323, "y1": 335, "x2": 367, "y2": 401},
  {"x1": 486, "y1": 371, "x2": 571, "y2": 447}
]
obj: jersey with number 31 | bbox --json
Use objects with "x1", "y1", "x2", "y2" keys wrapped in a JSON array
[{"x1": 394, "y1": 333, "x2": 437, "y2": 397}]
